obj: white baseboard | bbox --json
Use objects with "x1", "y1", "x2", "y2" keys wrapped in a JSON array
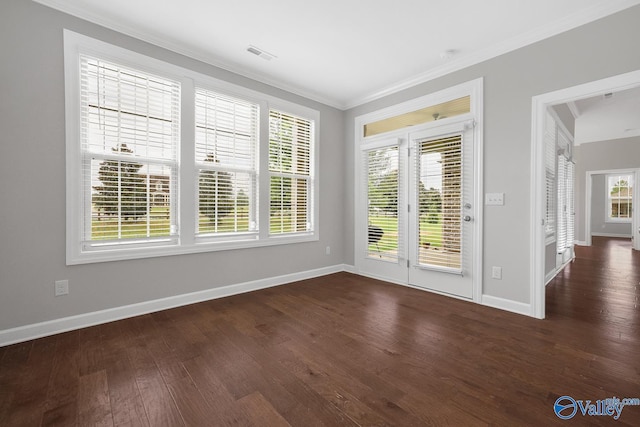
[
  {"x1": 0, "y1": 264, "x2": 349, "y2": 347},
  {"x1": 481, "y1": 294, "x2": 531, "y2": 317},
  {"x1": 574, "y1": 240, "x2": 587, "y2": 246},
  {"x1": 342, "y1": 264, "x2": 356, "y2": 274},
  {"x1": 591, "y1": 232, "x2": 632, "y2": 238},
  {"x1": 349, "y1": 268, "x2": 406, "y2": 287},
  {"x1": 545, "y1": 271, "x2": 556, "y2": 286}
]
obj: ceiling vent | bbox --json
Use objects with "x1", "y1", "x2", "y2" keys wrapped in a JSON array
[{"x1": 247, "y1": 45, "x2": 276, "y2": 61}]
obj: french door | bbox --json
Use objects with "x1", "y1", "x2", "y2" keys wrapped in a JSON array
[
  {"x1": 407, "y1": 120, "x2": 475, "y2": 298},
  {"x1": 356, "y1": 115, "x2": 478, "y2": 300}
]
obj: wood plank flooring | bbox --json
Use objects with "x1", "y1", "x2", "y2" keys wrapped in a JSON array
[{"x1": 1, "y1": 236, "x2": 639, "y2": 425}]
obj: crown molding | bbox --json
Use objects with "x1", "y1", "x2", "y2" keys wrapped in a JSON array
[
  {"x1": 343, "y1": 0, "x2": 640, "y2": 109},
  {"x1": 34, "y1": 0, "x2": 640, "y2": 111},
  {"x1": 32, "y1": 0, "x2": 344, "y2": 109}
]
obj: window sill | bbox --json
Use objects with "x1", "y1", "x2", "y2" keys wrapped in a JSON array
[
  {"x1": 605, "y1": 218, "x2": 632, "y2": 224},
  {"x1": 67, "y1": 233, "x2": 319, "y2": 265}
]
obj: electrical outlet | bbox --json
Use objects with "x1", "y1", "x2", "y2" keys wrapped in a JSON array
[
  {"x1": 491, "y1": 267, "x2": 502, "y2": 280},
  {"x1": 54, "y1": 280, "x2": 69, "y2": 296},
  {"x1": 325, "y1": 246, "x2": 331, "y2": 255}
]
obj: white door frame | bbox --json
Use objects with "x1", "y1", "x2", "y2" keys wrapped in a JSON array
[
  {"x1": 585, "y1": 169, "x2": 640, "y2": 247},
  {"x1": 530, "y1": 70, "x2": 640, "y2": 319},
  {"x1": 354, "y1": 78, "x2": 483, "y2": 303}
]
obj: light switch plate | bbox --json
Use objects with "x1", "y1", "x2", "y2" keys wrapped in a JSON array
[{"x1": 485, "y1": 192, "x2": 504, "y2": 206}]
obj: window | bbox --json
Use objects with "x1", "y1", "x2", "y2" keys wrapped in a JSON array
[
  {"x1": 607, "y1": 174, "x2": 633, "y2": 222},
  {"x1": 545, "y1": 110, "x2": 574, "y2": 253},
  {"x1": 544, "y1": 112, "x2": 557, "y2": 241},
  {"x1": 269, "y1": 110, "x2": 313, "y2": 235},
  {"x1": 365, "y1": 145, "x2": 401, "y2": 262},
  {"x1": 81, "y1": 56, "x2": 180, "y2": 249},
  {"x1": 195, "y1": 89, "x2": 259, "y2": 237},
  {"x1": 65, "y1": 31, "x2": 318, "y2": 264}
]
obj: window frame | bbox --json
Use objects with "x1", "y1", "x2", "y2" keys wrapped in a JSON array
[
  {"x1": 606, "y1": 173, "x2": 633, "y2": 223},
  {"x1": 79, "y1": 56, "x2": 181, "y2": 251},
  {"x1": 268, "y1": 108, "x2": 316, "y2": 237},
  {"x1": 193, "y1": 87, "x2": 260, "y2": 241},
  {"x1": 64, "y1": 30, "x2": 319, "y2": 265}
]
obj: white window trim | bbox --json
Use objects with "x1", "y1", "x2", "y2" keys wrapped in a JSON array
[
  {"x1": 64, "y1": 30, "x2": 319, "y2": 265},
  {"x1": 605, "y1": 173, "x2": 633, "y2": 223}
]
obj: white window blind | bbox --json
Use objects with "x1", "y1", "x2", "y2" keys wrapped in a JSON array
[
  {"x1": 544, "y1": 111, "x2": 556, "y2": 240},
  {"x1": 365, "y1": 146, "x2": 402, "y2": 262},
  {"x1": 566, "y1": 160, "x2": 575, "y2": 250},
  {"x1": 554, "y1": 122, "x2": 574, "y2": 255},
  {"x1": 269, "y1": 110, "x2": 313, "y2": 234},
  {"x1": 66, "y1": 31, "x2": 319, "y2": 264},
  {"x1": 80, "y1": 56, "x2": 180, "y2": 249},
  {"x1": 417, "y1": 134, "x2": 462, "y2": 271},
  {"x1": 195, "y1": 89, "x2": 258, "y2": 236},
  {"x1": 556, "y1": 155, "x2": 567, "y2": 253}
]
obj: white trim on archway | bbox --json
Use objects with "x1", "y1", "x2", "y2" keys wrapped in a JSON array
[{"x1": 530, "y1": 70, "x2": 640, "y2": 319}]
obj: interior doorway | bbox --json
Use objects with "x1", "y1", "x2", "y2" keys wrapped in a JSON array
[
  {"x1": 585, "y1": 169, "x2": 639, "y2": 249},
  {"x1": 531, "y1": 70, "x2": 640, "y2": 319}
]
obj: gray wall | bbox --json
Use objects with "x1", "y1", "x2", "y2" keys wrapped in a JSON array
[
  {"x1": 0, "y1": 0, "x2": 345, "y2": 331},
  {"x1": 345, "y1": 6, "x2": 640, "y2": 304},
  {"x1": 544, "y1": 243, "x2": 557, "y2": 277},
  {"x1": 589, "y1": 175, "x2": 632, "y2": 237},
  {"x1": 552, "y1": 104, "x2": 575, "y2": 137},
  {"x1": 2, "y1": 0, "x2": 640, "y2": 331},
  {"x1": 574, "y1": 136, "x2": 640, "y2": 242}
]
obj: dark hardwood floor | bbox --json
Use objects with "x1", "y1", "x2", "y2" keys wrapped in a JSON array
[{"x1": 1, "y1": 237, "x2": 639, "y2": 426}]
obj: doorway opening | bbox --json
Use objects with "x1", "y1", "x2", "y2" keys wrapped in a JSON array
[
  {"x1": 585, "y1": 169, "x2": 638, "y2": 248},
  {"x1": 531, "y1": 70, "x2": 640, "y2": 319}
]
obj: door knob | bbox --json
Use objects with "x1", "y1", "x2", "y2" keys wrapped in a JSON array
[{"x1": 463, "y1": 215, "x2": 472, "y2": 222}]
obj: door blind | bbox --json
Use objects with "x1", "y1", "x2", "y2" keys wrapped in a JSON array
[
  {"x1": 365, "y1": 146, "x2": 403, "y2": 262},
  {"x1": 417, "y1": 134, "x2": 462, "y2": 270}
]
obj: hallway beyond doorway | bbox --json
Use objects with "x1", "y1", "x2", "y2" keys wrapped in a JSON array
[{"x1": 546, "y1": 237, "x2": 639, "y2": 328}]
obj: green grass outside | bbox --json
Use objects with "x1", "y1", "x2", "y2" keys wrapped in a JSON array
[
  {"x1": 92, "y1": 207, "x2": 172, "y2": 240},
  {"x1": 91, "y1": 209, "x2": 441, "y2": 244},
  {"x1": 92, "y1": 206, "x2": 295, "y2": 239},
  {"x1": 368, "y1": 214, "x2": 443, "y2": 253}
]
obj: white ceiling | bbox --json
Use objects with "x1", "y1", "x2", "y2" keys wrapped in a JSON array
[
  {"x1": 573, "y1": 86, "x2": 640, "y2": 145},
  {"x1": 35, "y1": 0, "x2": 640, "y2": 109}
]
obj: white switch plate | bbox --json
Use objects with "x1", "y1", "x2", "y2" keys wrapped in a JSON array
[
  {"x1": 485, "y1": 193, "x2": 504, "y2": 206},
  {"x1": 491, "y1": 266, "x2": 502, "y2": 280}
]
